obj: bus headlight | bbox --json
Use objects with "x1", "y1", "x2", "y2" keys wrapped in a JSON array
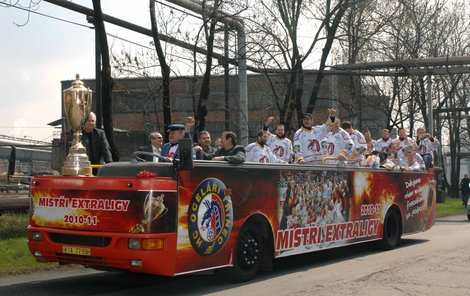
[
  {"x1": 31, "y1": 231, "x2": 42, "y2": 241},
  {"x1": 128, "y1": 238, "x2": 141, "y2": 250}
]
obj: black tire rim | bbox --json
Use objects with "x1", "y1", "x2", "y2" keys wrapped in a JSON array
[{"x1": 237, "y1": 231, "x2": 260, "y2": 271}]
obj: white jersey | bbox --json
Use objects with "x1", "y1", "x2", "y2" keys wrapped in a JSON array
[
  {"x1": 321, "y1": 128, "x2": 354, "y2": 165},
  {"x1": 293, "y1": 120, "x2": 332, "y2": 164},
  {"x1": 397, "y1": 136, "x2": 416, "y2": 149},
  {"x1": 416, "y1": 137, "x2": 438, "y2": 155},
  {"x1": 245, "y1": 142, "x2": 284, "y2": 163},
  {"x1": 398, "y1": 158, "x2": 422, "y2": 171},
  {"x1": 349, "y1": 130, "x2": 367, "y2": 161},
  {"x1": 266, "y1": 133, "x2": 293, "y2": 162},
  {"x1": 374, "y1": 138, "x2": 392, "y2": 152},
  {"x1": 397, "y1": 149, "x2": 426, "y2": 170}
]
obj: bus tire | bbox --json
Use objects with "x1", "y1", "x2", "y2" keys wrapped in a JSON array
[
  {"x1": 222, "y1": 222, "x2": 264, "y2": 282},
  {"x1": 380, "y1": 208, "x2": 401, "y2": 250}
]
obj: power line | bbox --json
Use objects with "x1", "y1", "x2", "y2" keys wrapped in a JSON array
[
  {"x1": 2, "y1": 2, "x2": 93, "y2": 29},
  {"x1": 4, "y1": 2, "x2": 200, "y2": 65}
]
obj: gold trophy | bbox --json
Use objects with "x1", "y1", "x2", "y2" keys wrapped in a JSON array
[{"x1": 62, "y1": 74, "x2": 93, "y2": 176}]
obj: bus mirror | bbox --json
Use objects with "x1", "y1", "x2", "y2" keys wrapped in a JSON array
[{"x1": 178, "y1": 138, "x2": 193, "y2": 171}]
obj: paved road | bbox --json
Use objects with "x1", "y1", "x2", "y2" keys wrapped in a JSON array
[{"x1": 0, "y1": 217, "x2": 469, "y2": 296}]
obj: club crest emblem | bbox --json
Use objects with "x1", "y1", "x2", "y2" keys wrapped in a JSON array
[{"x1": 188, "y1": 178, "x2": 233, "y2": 256}]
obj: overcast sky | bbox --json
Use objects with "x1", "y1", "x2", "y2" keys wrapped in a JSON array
[{"x1": 0, "y1": 0, "x2": 150, "y2": 142}]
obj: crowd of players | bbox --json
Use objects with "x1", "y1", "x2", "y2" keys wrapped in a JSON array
[
  {"x1": 248, "y1": 109, "x2": 439, "y2": 170},
  {"x1": 138, "y1": 110, "x2": 439, "y2": 171}
]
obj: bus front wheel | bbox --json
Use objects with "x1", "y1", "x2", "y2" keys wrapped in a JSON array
[
  {"x1": 222, "y1": 222, "x2": 264, "y2": 282},
  {"x1": 380, "y1": 208, "x2": 401, "y2": 250}
]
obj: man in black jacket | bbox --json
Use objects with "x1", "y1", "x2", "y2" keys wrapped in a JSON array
[
  {"x1": 194, "y1": 130, "x2": 218, "y2": 160},
  {"x1": 69, "y1": 112, "x2": 112, "y2": 175},
  {"x1": 212, "y1": 131, "x2": 246, "y2": 164},
  {"x1": 460, "y1": 174, "x2": 470, "y2": 207}
]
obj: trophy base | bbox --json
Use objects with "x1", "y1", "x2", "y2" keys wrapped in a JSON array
[
  {"x1": 63, "y1": 165, "x2": 92, "y2": 176},
  {"x1": 63, "y1": 152, "x2": 93, "y2": 176}
]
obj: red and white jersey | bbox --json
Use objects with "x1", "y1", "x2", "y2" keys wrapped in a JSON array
[
  {"x1": 245, "y1": 142, "x2": 284, "y2": 163},
  {"x1": 397, "y1": 136, "x2": 416, "y2": 149},
  {"x1": 293, "y1": 121, "x2": 332, "y2": 164},
  {"x1": 349, "y1": 130, "x2": 367, "y2": 161},
  {"x1": 416, "y1": 137, "x2": 438, "y2": 155},
  {"x1": 321, "y1": 128, "x2": 354, "y2": 164},
  {"x1": 374, "y1": 138, "x2": 392, "y2": 152},
  {"x1": 266, "y1": 134, "x2": 293, "y2": 162}
]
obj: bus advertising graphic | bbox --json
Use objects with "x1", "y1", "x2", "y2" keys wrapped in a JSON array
[{"x1": 187, "y1": 178, "x2": 233, "y2": 256}]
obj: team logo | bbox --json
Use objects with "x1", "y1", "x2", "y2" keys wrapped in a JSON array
[
  {"x1": 308, "y1": 139, "x2": 320, "y2": 151},
  {"x1": 273, "y1": 145, "x2": 285, "y2": 157},
  {"x1": 328, "y1": 143, "x2": 335, "y2": 155},
  {"x1": 259, "y1": 156, "x2": 269, "y2": 163},
  {"x1": 188, "y1": 178, "x2": 233, "y2": 256}
]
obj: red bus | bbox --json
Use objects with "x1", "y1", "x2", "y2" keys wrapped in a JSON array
[{"x1": 28, "y1": 148, "x2": 436, "y2": 282}]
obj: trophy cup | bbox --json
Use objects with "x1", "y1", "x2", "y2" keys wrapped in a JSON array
[{"x1": 62, "y1": 74, "x2": 93, "y2": 176}]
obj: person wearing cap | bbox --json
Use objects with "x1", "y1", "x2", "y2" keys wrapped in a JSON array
[
  {"x1": 212, "y1": 131, "x2": 246, "y2": 164},
  {"x1": 160, "y1": 117, "x2": 195, "y2": 162},
  {"x1": 374, "y1": 128, "x2": 392, "y2": 153},
  {"x1": 137, "y1": 131, "x2": 164, "y2": 162},
  {"x1": 263, "y1": 116, "x2": 293, "y2": 163},
  {"x1": 293, "y1": 109, "x2": 336, "y2": 165},
  {"x1": 341, "y1": 121, "x2": 367, "y2": 167}
]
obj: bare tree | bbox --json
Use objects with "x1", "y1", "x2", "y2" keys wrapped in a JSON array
[{"x1": 92, "y1": 0, "x2": 119, "y2": 161}]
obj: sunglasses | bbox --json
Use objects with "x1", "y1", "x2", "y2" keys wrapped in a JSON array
[{"x1": 152, "y1": 136, "x2": 163, "y2": 140}]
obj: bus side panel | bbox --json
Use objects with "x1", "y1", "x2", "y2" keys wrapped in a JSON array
[
  {"x1": 174, "y1": 166, "x2": 280, "y2": 274},
  {"x1": 171, "y1": 165, "x2": 436, "y2": 270},
  {"x1": 275, "y1": 169, "x2": 436, "y2": 258}
]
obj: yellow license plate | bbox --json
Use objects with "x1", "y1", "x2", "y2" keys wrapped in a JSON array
[{"x1": 62, "y1": 246, "x2": 91, "y2": 256}]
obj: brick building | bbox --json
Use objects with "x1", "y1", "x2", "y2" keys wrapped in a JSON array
[{"x1": 54, "y1": 73, "x2": 387, "y2": 169}]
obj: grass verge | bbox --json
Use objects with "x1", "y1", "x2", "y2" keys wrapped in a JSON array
[
  {"x1": 435, "y1": 197, "x2": 467, "y2": 218},
  {"x1": 0, "y1": 237, "x2": 58, "y2": 275},
  {"x1": 0, "y1": 212, "x2": 58, "y2": 275}
]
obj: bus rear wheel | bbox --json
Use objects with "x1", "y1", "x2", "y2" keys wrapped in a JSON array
[
  {"x1": 222, "y1": 222, "x2": 264, "y2": 282},
  {"x1": 380, "y1": 208, "x2": 401, "y2": 250}
]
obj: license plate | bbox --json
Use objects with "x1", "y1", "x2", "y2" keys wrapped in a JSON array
[{"x1": 62, "y1": 246, "x2": 91, "y2": 256}]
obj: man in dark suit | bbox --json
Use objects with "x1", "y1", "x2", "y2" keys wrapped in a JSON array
[
  {"x1": 137, "y1": 131, "x2": 164, "y2": 162},
  {"x1": 70, "y1": 112, "x2": 112, "y2": 175}
]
